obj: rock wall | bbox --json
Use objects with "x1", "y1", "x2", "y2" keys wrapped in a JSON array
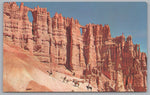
[
  {"x1": 3, "y1": 2, "x2": 33, "y2": 52},
  {"x1": 3, "y1": 2, "x2": 147, "y2": 92}
]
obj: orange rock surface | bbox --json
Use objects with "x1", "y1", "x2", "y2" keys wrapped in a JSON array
[{"x1": 3, "y1": 2, "x2": 147, "y2": 92}]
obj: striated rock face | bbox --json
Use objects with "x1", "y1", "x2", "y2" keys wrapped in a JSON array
[
  {"x1": 3, "y1": 2, "x2": 147, "y2": 92},
  {"x1": 3, "y1": 2, "x2": 33, "y2": 52}
]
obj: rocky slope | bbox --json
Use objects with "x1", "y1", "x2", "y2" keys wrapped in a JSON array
[
  {"x1": 3, "y1": 41, "x2": 99, "y2": 92},
  {"x1": 3, "y1": 2, "x2": 147, "y2": 92}
]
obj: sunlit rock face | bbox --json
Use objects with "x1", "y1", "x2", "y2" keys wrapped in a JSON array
[{"x1": 3, "y1": 2, "x2": 147, "y2": 92}]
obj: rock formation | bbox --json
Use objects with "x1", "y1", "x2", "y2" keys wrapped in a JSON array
[{"x1": 3, "y1": 2, "x2": 147, "y2": 92}]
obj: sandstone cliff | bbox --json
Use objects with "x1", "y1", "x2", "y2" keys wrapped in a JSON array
[{"x1": 3, "y1": 2, "x2": 147, "y2": 92}]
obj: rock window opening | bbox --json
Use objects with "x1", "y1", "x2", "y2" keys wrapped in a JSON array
[
  {"x1": 80, "y1": 28, "x2": 83, "y2": 35},
  {"x1": 28, "y1": 11, "x2": 33, "y2": 23}
]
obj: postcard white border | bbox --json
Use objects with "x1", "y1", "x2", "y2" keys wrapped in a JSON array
[{"x1": 0, "y1": 0, "x2": 149, "y2": 95}]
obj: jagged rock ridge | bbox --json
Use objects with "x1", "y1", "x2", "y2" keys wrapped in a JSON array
[{"x1": 3, "y1": 2, "x2": 147, "y2": 92}]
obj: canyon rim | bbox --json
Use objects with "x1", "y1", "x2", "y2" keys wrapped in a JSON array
[{"x1": 3, "y1": 2, "x2": 147, "y2": 92}]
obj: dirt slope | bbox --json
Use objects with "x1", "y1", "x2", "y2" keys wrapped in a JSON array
[{"x1": 3, "y1": 42, "x2": 97, "y2": 92}]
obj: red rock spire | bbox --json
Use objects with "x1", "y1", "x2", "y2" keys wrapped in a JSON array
[{"x1": 3, "y1": 2, "x2": 147, "y2": 92}]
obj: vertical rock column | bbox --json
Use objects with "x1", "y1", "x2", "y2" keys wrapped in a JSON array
[
  {"x1": 51, "y1": 13, "x2": 67, "y2": 67},
  {"x1": 32, "y1": 6, "x2": 50, "y2": 63},
  {"x1": 141, "y1": 53, "x2": 147, "y2": 90},
  {"x1": 83, "y1": 24, "x2": 97, "y2": 72},
  {"x1": 71, "y1": 18, "x2": 84, "y2": 71},
  {"x1": 115, "y1": 46, "x2": 125, "y2": 91},
  {"x1": 3, "y1": 2, "x2": 33, "y2": 52},
  {"x1": 47, "y1": 12, "x2": 53, "y2": 63},
  {"x1": 66, "y1": 18, "x2": 73, "y2": 71},
  {"x1": 20, "y1": 3, "x2": 33, "y2": 53},
  {"x1": 3, "y1": 2, "x2": 21, "y2": 46},
  {"x1": 94, "y1": 25, "x2": 101, "y2": 64}
]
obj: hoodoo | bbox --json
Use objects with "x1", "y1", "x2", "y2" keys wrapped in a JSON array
[{"x1": 3, "y1": 2, "x2": 147, "y2": 92}]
